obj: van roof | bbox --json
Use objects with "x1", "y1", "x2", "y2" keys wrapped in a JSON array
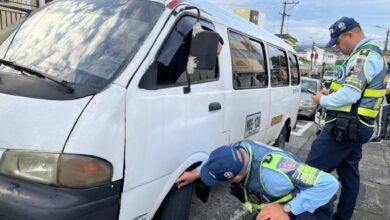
[{"x1": 164, "y1": 0, "x2": 295, "y2": 53}]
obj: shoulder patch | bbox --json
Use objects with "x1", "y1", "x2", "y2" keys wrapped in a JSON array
[
  {"x1": 277, "y1": 158, "x2": 298, "y2": 172},
  {"x1": 359, "y1": 49, "x2": 370, "y2": 56},
  {"x1": 351, "y1": 58, "x2": 365, "y2": 75}
]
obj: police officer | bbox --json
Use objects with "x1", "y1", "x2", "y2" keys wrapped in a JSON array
[
  {"x1": 176, "y1": 140, "x2": 339, "y2": 220},
  {"x1": 310, "y1": 17, "x2": 387, "y2": 220}
]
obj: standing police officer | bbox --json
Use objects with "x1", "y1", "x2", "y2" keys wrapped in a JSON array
[
  {"x1": 310, "y1": 17, "x2": 387, "y2": 220},
  {"x1": 176, "y1": 140, "x2": 339, "y2": 220}
]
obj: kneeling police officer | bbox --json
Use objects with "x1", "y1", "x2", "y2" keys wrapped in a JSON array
[{"x1": 176, "y1": 140, "x2": 339, "y2": 220}]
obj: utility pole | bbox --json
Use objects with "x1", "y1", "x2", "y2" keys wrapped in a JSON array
[
  {"x1": 384, "y1": 30, "x2": 390, "y2": 53},
  {"x1": 280, "y1": 0, "x2": 299, "y2": 35},
  {"x1": 310, "y1": 40, "x2": 315, "y2": 76},
  {"x1": 376, "y1": 25, "x2": 390, "y2": 53}
]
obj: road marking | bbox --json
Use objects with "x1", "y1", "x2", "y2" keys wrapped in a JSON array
[{"x1": 292, "y1": 120, "x2": 314, "y2": 136}]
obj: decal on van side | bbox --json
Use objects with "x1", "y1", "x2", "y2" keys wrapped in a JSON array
[
  {"x1": 270, "y1": 115, "x2": 283, "y2": 126},
  {"x1": 245, "y1": 112, "x2": 261, "y2": 137}
]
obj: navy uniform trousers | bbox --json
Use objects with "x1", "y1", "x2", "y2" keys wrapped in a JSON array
[{"x1": 306, "y1": 122, "x2": 373, "y2": 220}]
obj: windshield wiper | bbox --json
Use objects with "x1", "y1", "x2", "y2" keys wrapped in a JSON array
[{"x1": 0, "y1": 58, "x2": 74, "y2": 93}]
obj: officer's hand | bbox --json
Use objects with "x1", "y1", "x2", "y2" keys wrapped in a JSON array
[
  {"x1": 319, "y1": 89, "x2": 329, "y2": 95},
  {"x1": 176, "y1": 170, "x2": 200, "y2": 189},
  {"x1": 257, "y1": 203, "x2": 289, "y2": 220},
  {"x1": 312, "y1": 92, "x2": 324, "y2": 105}
]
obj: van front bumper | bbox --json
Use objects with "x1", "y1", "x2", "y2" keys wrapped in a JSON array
[{"x1": 0, "y1": 174, "x2": 122, "y2": 220}]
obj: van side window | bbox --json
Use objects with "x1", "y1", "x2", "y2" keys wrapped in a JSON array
[
  {"x1": 228, "y1": 31, "x2": 267, "y2": 89},
  {"x1": 288, "y1": 53, "x2": 300, "y2": 85},
  {"x1": 155, "y1": 16, "x2": 218, "y2": 87},
  {"x1": 268, "y1": 45, "x2": 289, "y2": 87}
]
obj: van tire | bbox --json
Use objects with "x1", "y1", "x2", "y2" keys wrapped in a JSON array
[
  {"x1": 153, "y1": 183, "x2": 194, "y2": 220},
  {"x1": 274, "y1": 125, "x2": 287, "y2": 149}
]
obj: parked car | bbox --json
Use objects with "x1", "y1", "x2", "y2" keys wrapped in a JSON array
[
  {"x1": 299, "y1": 77, "x2": 322, "y2": 120},
  {"x1": 323, "y1": 70, "x2": 337, "y2": 82}
]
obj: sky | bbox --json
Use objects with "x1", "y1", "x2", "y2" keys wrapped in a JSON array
[{"x1": 207, "y1": 0, "x2": 390, "y2": 48}]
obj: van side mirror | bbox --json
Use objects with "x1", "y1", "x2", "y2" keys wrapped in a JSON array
[
  {"x1": 183, "y1": 23, "x2": 219, "y2": 94},
  {"x1": 186, "y1": 23, "x2": 219, "y2": 75}
]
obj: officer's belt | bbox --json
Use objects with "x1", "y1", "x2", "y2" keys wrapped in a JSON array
[{"x1": 325, "y1": 110, "x2": 374, "y2": 126}]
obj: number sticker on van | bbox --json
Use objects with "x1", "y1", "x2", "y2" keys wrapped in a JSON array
[{"x1": 245, "y1": 112, "x2": 261, "y2": 137}]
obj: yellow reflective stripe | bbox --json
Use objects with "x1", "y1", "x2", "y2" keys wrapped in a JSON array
[
  {"x1": 328, "y1": 105, "x2": 352, "y2": 112},
  {"x1": 363, "y1": 89, "x2": 386, "y2": 98},
  {"x1": 363, "y1": 53, "x2": 370, "y2": 82},
  {"x1": 246, "y1": 193, "x2": 294, "y2": 211},
  {"x1": 330, "y1": 82, "x2": 342, "y2": 91},
  {"x1": 358, "y1": 107, "x2": 378, "y2": 117},
  {"x1": 325, "y1": 118, "x2": 336, "y2": 124},
  {"x1": 375, "y1": 97, "x2": 384, "y2": 110},
  {"x1": 344, "y1": 84, "x2": 362, "y2": 93},
  {"x1": 358, "y1": 117, "x2": 375, "y2": 127},
  {"x1": 243, "y1": 146, "x2": 254, "y2": 212}
]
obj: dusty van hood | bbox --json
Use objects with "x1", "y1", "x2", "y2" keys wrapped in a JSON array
[{"x1": 0, "y1": 93, "x2": 92, "y2": 152}]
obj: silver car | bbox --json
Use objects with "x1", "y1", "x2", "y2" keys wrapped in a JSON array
[{"x1": 299, "y1": 77, "x2": 322, "y2": 120}]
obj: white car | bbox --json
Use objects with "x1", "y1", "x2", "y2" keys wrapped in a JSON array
[
  {"x1": 323, "y1": 71, "x2": 337, "y2": 82},
  {"x1": 299, "y1": 77, "x2": 322, "y2": 120}
]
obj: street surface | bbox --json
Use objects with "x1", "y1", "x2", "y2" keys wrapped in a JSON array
[{"x1": 189, "y1": 119, "x2": 390, "y2": 220}]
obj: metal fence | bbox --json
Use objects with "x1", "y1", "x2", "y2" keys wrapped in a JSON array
[
  {"x1": 0, "y1": 0, "x2": 38, "y2": 30},
  {"x1": 0, "y1": 7, "x2": 26, "y2": 30}
]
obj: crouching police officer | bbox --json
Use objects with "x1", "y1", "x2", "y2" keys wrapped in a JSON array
[
  {"x1": 310, "y1": 17, "x2": 387, "y2": 220},
  {"x1": 176, "y1": 140, "x2": 339, "y2": 220}
]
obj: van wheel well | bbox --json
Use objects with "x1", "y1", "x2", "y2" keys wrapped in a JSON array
[
  {"x1": 153, "y1": 162, "x2": 201, "y2": 220},
  {"x1": 285, "y1": 118, "x2": 291, "y2": 142}
]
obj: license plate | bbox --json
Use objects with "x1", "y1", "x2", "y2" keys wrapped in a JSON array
[{"x1": 245, "y1": 112, "x2": 261, "y2": 137}]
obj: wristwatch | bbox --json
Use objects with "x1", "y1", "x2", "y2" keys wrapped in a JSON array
[{"x1": 283, "y1": 204, "x2": 292, "y2": 214}]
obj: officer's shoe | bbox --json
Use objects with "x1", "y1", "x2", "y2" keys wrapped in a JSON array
[{"x1": 369, "y1": 137, "x2": 382, "y2": 143}]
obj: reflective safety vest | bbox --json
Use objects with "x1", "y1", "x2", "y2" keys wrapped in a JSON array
[
  {"x1": 242, "y1": 146, "x2": 294, "y2": 212},
  {"x1": 234, "y1": 140, "x2": 323, "y2": 213},
  {"x1": 325, "y1": 41, "x2": 387, "y2": 127}
]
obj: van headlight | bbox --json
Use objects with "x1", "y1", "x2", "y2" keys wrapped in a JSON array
[{"x1": 0, "y1": 151, "x2": 113, "y2": 188}]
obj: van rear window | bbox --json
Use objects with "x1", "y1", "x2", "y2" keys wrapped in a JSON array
[
  {"x1": 288, "y1": 53, "x2": 300, "y2": 85},
  {"x1": 228, "y1": 31, "x2": 267, "y2": 89}
]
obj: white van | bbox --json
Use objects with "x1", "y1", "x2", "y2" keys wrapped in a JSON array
[{"x1": 0, "y1": 0, "x2": 300, "y2": 219}]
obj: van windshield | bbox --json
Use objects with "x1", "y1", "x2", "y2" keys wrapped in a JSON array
[{"x1": 0, "y1": 0, "x2": 164, "y2": 88}]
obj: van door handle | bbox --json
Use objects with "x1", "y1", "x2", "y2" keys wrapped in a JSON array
[{"x1": 209, "y1": 102, "x2": 222, "y2": 112}]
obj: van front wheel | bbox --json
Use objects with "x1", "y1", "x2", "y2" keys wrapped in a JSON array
[
  {"x1": 153, "y1": 183, "x2": 194, "y2": 220},
  {"x1": 274, "y1": 125, "x2": 287, "y2": 149}
]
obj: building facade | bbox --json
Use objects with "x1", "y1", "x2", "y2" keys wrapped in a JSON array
[{"x1": 0, "y1": 0, "x2": 50, "y2": 30}]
